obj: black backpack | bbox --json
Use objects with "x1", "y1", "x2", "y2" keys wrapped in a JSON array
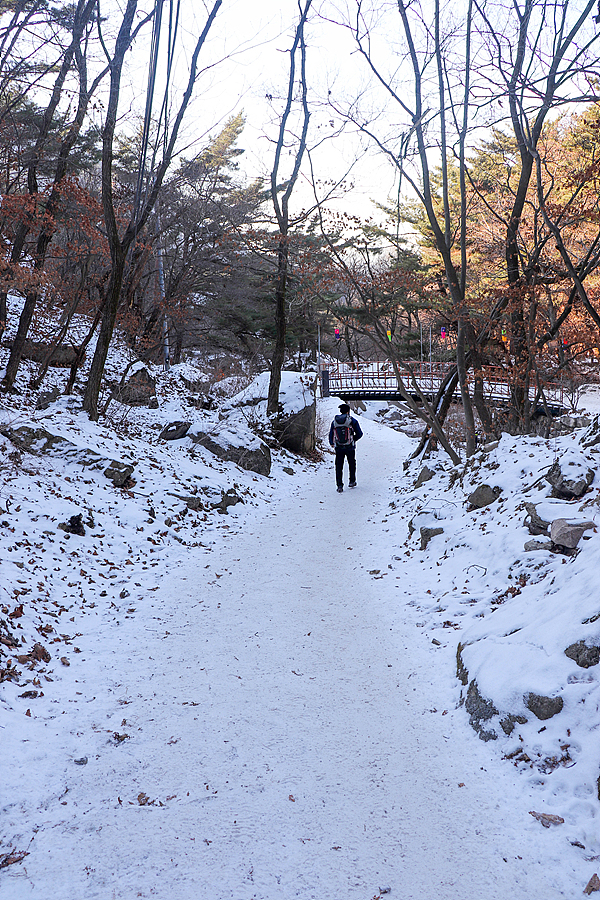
[{"x1": 333, "y1": 414, "x2": 354, "y2": 447}]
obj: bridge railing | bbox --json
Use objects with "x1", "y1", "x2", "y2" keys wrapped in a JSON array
[{"x1": 324, "y1": 360, "x2": 568, "y2": 408}]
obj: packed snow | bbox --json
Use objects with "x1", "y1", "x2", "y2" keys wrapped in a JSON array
[{"x1": 2, "y1": 339, "x2": 600, "y2": 897}]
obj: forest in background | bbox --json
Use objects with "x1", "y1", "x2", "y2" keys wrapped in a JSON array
[{"x1": 2, "y1": 0, "x2": 600, "y2": 459}]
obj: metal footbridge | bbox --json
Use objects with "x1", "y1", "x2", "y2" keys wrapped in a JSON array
[{"x1": 321, "y1": 361, "x2": 569, "y2": 411}]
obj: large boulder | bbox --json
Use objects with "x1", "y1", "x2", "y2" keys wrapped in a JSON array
[
  {"x1": 113, "y1": 368, "x2": 158, "y2": 408},
  {"x1": 159, "y1": 421, "x2": 191, "y2": 441},
  {"x1": 467, "y1": 483, "x2": 501, "y2": 509},
  {"x1": 0, "y1": 425, "x2": 136, "y2": 486},
  {"x1": 189, "y1": 422, "x2": 271, "y2": 476},
  {"x1": 415, "y1": 466, "x2": 435, "y2": 488},
  {"x1": 225, "y1": 371, "x2": 317, "y2": 456},
  {"x1": 544, "y1": 460, "x2": 594, "y2": 499},
  {"x1": 550, "y1": 518, "x2": 595, "y2": 550},
  {"x1": 272, "y1": 401, "x2": 316, "y2": 454},
  {"x1": 2, "y1": 339, "x2": 79, "y2": 367}
]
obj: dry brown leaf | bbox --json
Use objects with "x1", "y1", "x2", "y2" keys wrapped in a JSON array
[
  {"x1": 0, "y1": 849, "x2": 29, "y2": 869},
  {"x1": 529, "y1": 810, "x2": 564, "y2": 828},
  {"x1": 584, "y1": 874, "x2": 600, "y2": 895}
]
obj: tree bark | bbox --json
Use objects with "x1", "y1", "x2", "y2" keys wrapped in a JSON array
[
  {"x1": 83, "y1": 0, "x2": 222, "y2": 419},
  {"x1": 266, "y1": 0, "x2": 312, "y2": 415}
]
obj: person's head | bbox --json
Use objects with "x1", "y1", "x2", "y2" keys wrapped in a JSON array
[{"x1": 339, "y1": 403, "x2": 350, "y2": 414}]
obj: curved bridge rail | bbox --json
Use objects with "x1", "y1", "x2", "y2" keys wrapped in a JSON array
[{"x1": 322, "y1": 361, "x2": 569, "y2": 411}]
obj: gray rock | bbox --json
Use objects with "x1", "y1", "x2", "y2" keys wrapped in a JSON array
[
  {"x1": 186, "y1": 394, "x2": 213, "y2": 410},
  {"x1": 524, "y1": 539, "x2": 553, "y2": 552},
  {"x1": 415, "y1": 466, "x2": 435, "y2": 488},
  {"x1": 524, "y1": 692, "x2": 563, "y2": 720},
  {"x1": 273, "y1": 402, "x2": 316, "y2": 454},
  {"x1": 465, "y1": 679, "x2": 498, "y2": 741},
  {"x1": 211, "y1": 488, "x2": 244, "y2": 514},
  {"x1": 58, "y1": 513, "x2": 86, "y2": 536},
  {"x1": 550, "y1": 518, "x2": 595, "y2": 550},
  {"x1": 2, "y1": 339, "x2": 79, "y2": 367},
  {"x1": 183, "y1": 497, "x2": 204, "y2": 512},
  {"x1": 159, "y1": 421, "x2": 191, "y2": 441},
  {"x1": 524, "y1": 503, "x2": 551, "y2": 536},
  {"x1": 544, "y1": 460, "x2": 594, "y2": 499},
  {"x1": 560, "y1": 414, "x2": 591, "y2": 430},
  {"x1": 456, "y1": 642, "x2": 469, "y2": 686},
  {"x1": 191, "y1": 431, "x2": 271, "y2": 476},
  {"x1": 564, "y1": 640, "x2": 600, "y2": 668},
  {"x1": 113, "y1": 368, "x2": 158, "y2": 408},
  {"x1": 500, "y1": 714, "x2": 528, "y2": 736},
  {"x1": 1, "y1": 425, "x2": 136, "y2": 485},
  {"x1": 467, "y1": 484, "x2": 501, "y2": 509},
  {"x1": 1, "y1": 425, "x2": 67, "y2": 455},
  {"x1": 481, "y1": 440, "x2": 500, "y2": 453},
  {"x1": 103, "y1": 461, "x2": 135, "y2": 487},
  {"x1": 36, "y1": 388, "x2": 61, "y2": 410},
  {"x1": 420, "y1": 526, "x2": 444, "y2": 550},
  {"x1": 581, "y1": 415, "x2": 600, "y2": 449}
]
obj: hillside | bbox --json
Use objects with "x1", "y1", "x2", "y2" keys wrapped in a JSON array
[{"x1": 2, "y1": 334, "x2": 600, "y2": 895}]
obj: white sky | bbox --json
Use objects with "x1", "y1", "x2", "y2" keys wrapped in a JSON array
[{"x1": 123, "y1": 0, "x2": 403, "y2": 222}]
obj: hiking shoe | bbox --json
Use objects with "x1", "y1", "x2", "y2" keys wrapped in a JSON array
[
  {"x1": 337, "y1": 485, "x2": 343, "y2": 493},
  {"x1": 349, "y1": 481, "x2": 357, "y2": 488}
]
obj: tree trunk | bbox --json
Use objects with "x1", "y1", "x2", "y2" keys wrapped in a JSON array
[
  {"x1": 83, "y1": 253, "x2": 127, "y2": 419},
  {"x1": 267, "y1": 236, "x2": 288, "y2": 414}
]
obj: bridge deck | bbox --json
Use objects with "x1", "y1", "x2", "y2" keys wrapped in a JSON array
[{"x1": 322, "y1": 361, "x2": 569, "y2": 411}]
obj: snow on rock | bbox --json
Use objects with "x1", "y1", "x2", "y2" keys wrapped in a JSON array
[
  {"x1": 3, "y1": 318, "x2": 600, "y2": 893},
  {"x1": 226, "y1": 370, "x2": 317, "y2": 416},
  {"x1": 394, "y1": 423, "x2": 600, "y2": 855}
]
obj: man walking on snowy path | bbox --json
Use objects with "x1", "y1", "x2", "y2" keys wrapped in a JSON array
[{"x1": 329, "y1": 402, "x2": 363, "y2": 492}]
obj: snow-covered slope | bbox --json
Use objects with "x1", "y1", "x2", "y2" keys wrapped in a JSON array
[{"x1": 2, "y1": 331, "x2": 600, "y2": 894}]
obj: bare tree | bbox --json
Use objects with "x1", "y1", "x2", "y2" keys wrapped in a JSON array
[
  {"x1": 83, "y1": 0, "x2": 223, "y2": 420},
  {"x1": 0, "y1": 0, "x2": 102, "y2": 377},
  {"x1": 332, "y1": 0, "x2": 600, "y2": 454},
  {"x1": 266, "y1": 0, "x2": 312, "y2": 415}
]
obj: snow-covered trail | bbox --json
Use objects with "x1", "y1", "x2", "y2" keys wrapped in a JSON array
[{"x1": 4, "y1": 415, "x2": 568, "y2": 899}]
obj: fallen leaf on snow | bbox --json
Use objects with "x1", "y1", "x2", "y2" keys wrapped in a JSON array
[
  {"x1": 0, "y1": 849, "x2": 29, "y2": 869},
  {"x1": 529, "y1": 810, "x2": 564, "y2": 827},
  {"x1": 584, "y1": 874, "x2": 600, "y2": 895}
]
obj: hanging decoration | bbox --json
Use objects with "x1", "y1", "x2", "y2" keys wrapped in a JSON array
[
  {"x1": 334, "y1": 327, "x2": 341, "y2": 341},
  {"x1": 441, "y1": 326, "x2": 446, "y2": 339},
  {"x1": 501, "y1": 326, "x2": 507, "y2": 343},
  {"x1": 386, "y1": 329, "x2": 392, "y2": 342}
]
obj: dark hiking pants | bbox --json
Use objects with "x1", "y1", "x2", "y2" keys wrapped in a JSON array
[{"x1": 335, "y1": 445, "x2": 356, "y2": 487}]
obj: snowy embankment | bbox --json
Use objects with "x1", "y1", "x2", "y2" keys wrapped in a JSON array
[{"x1": 1, "y1": 361, "x2": 600, "y2": 897}]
